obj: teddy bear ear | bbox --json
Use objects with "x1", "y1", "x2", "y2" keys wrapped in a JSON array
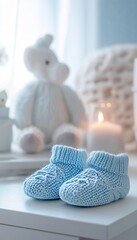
[
  {"x1": 35, "y1": 34, "x2": 53, "y2": 49},
  {"x1": 23, "y1": 46, "x2": 38, "y2": 72}
]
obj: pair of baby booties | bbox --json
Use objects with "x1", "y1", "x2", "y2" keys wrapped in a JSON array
[{"x1": 24, "y1": 145, "x2": 130, "y2": 207}]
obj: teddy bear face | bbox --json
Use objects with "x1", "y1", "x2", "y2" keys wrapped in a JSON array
[{"x1": 24, "y1": 35, "x2": 69, "y2": 84}]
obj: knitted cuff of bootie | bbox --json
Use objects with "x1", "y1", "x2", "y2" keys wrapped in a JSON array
[
  {"x1": 50, "y1": 145, "x2": 87, "y2": 170},
  {"x1": 87, "y1": 151, "x2": 129, "y2": 175}
]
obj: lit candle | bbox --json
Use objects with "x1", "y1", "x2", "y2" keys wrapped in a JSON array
[{"x1": 87, "y1": 111, "x2": 125, "y2": 154}]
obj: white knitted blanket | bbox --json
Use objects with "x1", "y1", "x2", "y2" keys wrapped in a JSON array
[{"x1": 75, "y1": 45, "x2": 137, "y2": 144}]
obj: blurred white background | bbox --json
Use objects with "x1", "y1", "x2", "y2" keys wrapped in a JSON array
[{"x1": 0, "y1": 0, "x2": 137, "y2": 100}]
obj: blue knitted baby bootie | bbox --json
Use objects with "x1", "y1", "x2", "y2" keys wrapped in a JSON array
[
  {"x1": 59, "y1": 151, "x2": 130, "y2": 206},
  {"x1": 24, "y1": 145, "x2": 87, "y2": 200}
]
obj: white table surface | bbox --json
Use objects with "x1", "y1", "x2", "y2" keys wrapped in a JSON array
[{"x1": 0, "y1": 150, "x2": 137, "y2": 240}]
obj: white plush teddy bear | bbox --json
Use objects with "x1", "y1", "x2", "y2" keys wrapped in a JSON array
[{"x1": 11, "y1": 34, "x2": 87, "y2": 153}]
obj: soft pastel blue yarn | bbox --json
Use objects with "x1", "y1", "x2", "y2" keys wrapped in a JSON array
[
  {"x1": 24, "y1": 145, "x2": 87, "y2": 200},
  {"x1": 59, "y1": 151, "x2": 130, "y2": 207}
]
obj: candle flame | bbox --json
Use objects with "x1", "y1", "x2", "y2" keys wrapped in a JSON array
[
  {"x1": 98, "y1": 111, "x2": 104, "y2": 123},
  {"x1": 106, "y1": 102, "x2": 111, "y2": 108}
]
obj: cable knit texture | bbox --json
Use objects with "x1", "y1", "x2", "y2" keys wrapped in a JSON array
[
  {"x1": 24, "y1": 145, "x2": 87, "y2": 199},
  {"x1": 59, "y1": 151, "x2": 130, "y2": 207},
  {"x1": 75, "y1": 45, "x2": 137, "y2": 145}
]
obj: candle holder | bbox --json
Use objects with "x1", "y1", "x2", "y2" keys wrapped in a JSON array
[
  {"x1": 88, "y1": 101, "x2": 113, "y2": 123},
  {"x1": 87, "y1": 102, "x2": 125, "y2": 154},
  {"x1": 0, "y1": 90, "x2": 13, "y2": 152}
]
